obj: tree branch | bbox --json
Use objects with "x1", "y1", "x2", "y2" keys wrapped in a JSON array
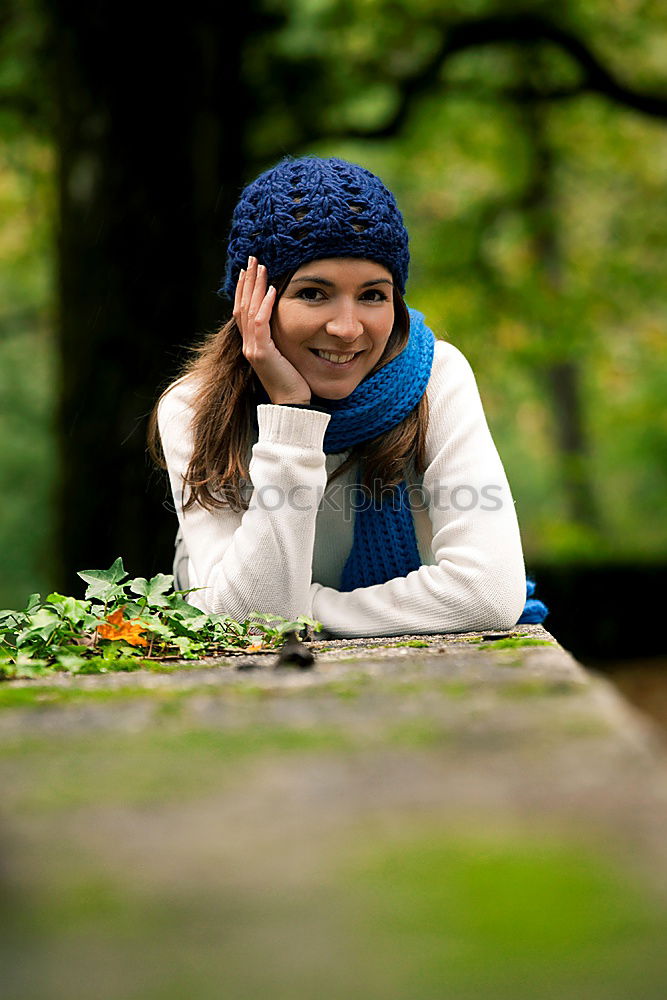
[{"x1": 318, "y1": 13, "x2": 667, "y2": 142}]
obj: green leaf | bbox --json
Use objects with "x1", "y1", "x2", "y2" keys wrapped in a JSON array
[
  {"x1": 24, "y1": 594, "x2": 41, "y2": 613},
  {"x1": 171, "y1": 635, "x2": 196, "y2": 654},
  {"x1": 98, "y1": 641, "x2": 144, "y2": 661},
  {"x1": 12, "y1": 655, "x2": 52, "y2": 677},
  {"x1": 54, "y1": 652, "x2": 87, "y2": 671},
  {"x1": 0, "y1": 609, "x2": 25, "y2": 630},
  {"x1": 136, "y1": 613, "x2": 172, "y2": 639},
  {"x1": 73, "y1": 658, "x2": 108, "y2": 675},
  {"x1": 27, "y1": 608, "x2": 61, "y2": 630},
  {"x1": 129, "y1": 573, "x2": 174, "y2": 606},
  {"x1": 119, "y1": 600, "x2": 145, "y2": 618},
  {"x1": 164, "y1": 595, "x2": 205, "y2": 618},
  {"x1": 295, "y1": 615, "x2": 322, "y2": 632},
  {"x1": 77, "y1": 558, "x2": 128, "y2": 601},
  {"x1": 16, "y1": 608, "x2": 64, "y2": 648},
  {"x1": 46, "y1": 594, "x2": 90, "y2": 625}
]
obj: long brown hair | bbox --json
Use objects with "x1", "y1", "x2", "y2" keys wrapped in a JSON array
[{"x1": 147, "y1": 270, "x2": 430, "y2": 513}]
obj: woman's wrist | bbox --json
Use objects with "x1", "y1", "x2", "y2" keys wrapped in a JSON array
[{"x1": 272, "y1": 401, "x2": 331, "y2": 414}]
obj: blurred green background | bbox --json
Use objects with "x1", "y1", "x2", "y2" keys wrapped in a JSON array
[{"x1": 1, "y1": 1, "x2": 666, "y2": 654}]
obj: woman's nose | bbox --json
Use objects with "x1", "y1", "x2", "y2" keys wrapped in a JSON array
[{"x1": 324, "y1": 303, "x2": 363, "y2": 341}]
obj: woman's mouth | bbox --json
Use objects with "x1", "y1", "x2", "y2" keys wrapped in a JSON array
[{"x1": 309, "y1": 348, "x2": 363, "y2": 368}]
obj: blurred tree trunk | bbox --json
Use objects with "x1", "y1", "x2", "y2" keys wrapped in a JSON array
[
  {"x1": 519, "y1": 58, "x2": 601, "y2": 530},
  {"x1": 45, "y1": 3, "x2": 257, "y2": 589}
]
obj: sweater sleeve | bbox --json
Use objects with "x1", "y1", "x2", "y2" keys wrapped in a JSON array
[
  {"x1": 158, "y1": 382, "x2": 331, "y2": 620},
  {"x1": 308, "y1": 342, "x2": 527, "y2": 637}
]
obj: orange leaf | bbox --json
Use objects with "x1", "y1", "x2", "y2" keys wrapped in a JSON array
[
  {"x1": 245, "y1": 643, "x2": 266, "y2": 652},
  {"x1": 97, "y1": 606, "x2": 149, "y2": 647}
]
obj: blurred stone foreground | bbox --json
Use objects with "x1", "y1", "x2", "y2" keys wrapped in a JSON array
[{"x1": 2, "y1": 625, "x2": 667, "y2": 1000}]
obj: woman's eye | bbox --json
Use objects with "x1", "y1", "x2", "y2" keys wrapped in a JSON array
[
  {"x1": 296, "y1": 287, "x2": 388, "y2": 302},
  {"x1": 297, "y1": 287, "x2": 325, "y2": 301}
]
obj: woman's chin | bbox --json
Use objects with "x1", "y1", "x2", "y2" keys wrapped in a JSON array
[{"x1": 309, "y1": 383, "x2": 357, "y2": 402}]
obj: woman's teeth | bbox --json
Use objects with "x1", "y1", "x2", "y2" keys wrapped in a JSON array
[{"x1": 313, "y1": 349, "x2": 358, "y2": 364}]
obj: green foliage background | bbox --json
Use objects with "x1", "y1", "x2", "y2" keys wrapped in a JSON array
[{"x1": 1, "y1": 0, "x2": 667, "y2": 608}]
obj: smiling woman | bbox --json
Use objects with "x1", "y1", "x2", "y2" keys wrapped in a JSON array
[
  {"x1": 147, "y1": 155, "x2": 545, "y2": 637},
  {"x1": 270, "y1": 258, "x2": 396, "y2": 400}
]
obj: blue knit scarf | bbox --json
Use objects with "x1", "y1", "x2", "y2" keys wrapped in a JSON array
[
  {"x1": 258, "y1": 307, "x2": 546, "y2": 624},
  {"x1": 319, "y1": 307, "x2": 434, "y2": 591}
]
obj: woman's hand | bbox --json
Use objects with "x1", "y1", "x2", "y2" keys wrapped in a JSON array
[{"x1": 234, "y1": 256, "x2": 312, "y2": 405}]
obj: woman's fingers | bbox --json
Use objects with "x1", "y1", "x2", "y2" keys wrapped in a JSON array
[
  {"x1": 233, "y1": 267, "x2": 247, "y2": 325},
  {"x1": 249, "y1": 263, "x2": 269, "y2": 321},
  {"x1": 232, "y1": 258, "x2": 308, "y2": 402},
  {"x1": 234, "y1": 257, "x2": 272, "y2": 362},
  {"x1": 235, "y1": 259, "x2": 262, "y2": 324},
  {"x1": 255, "y1": 283, "x2": 276, "y2": 325}
]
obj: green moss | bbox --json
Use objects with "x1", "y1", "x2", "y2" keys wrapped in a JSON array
[
  {"x1": 320, "y1": 681, "x2": 365, "y2": 700},
  {"x1": 556, "y1": 717, "x2": 615, "y2": 738},
  {"x1": 0, "y1": 684, "x2": 154, "y2": 710},
  {"x1": 339, "y1": 830, "x2": 667, "y2": 998},
  {"x1": 0, "y1": 723, "x2": 353, "y2": 812},
  {"x1": 499, "y1": 680, "x2": 582, "y2": 699},
  {"x1": 439, "y1": 681, "x2": 474, "y2": 697},
  {"x1": 390, "y1": 640, "x2": 430, "y2": 648},
  {"x1": 481, "y1": 637, "x2": 553, "y2": 651},
  {"x1": 386, "y1": 718, "x2": 452, "y2": 747},
  {"x1": 4, "y1": 822, "x2": 667, "y2": 1000},
  {"x1": 379, "y1": 679, "x2": 473, "y2": 699}
]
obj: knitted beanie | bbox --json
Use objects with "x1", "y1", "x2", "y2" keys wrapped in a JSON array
[{"x1": 219, "y1": 155, "x2": 410, "y2": 300}]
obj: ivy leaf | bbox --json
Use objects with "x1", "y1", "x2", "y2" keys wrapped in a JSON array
[
  {"x1": 16, "y1": 608, "x2": 63, "y2": 647},
  {"x1": 0, "y1": 663, "x2": 17, "y2": 680},
  {"x1": 136, "y1": 612, "x2": 172, "y2": 640},
  {"x1": 29, "y1": 608, "x2": 62, "y2": 628},
  {"x1": 171, "y1": 635, "x2": 196, "y2": 654},
  {"x1": 12, "y1": 655, "x2": 51, "y2": 677},
  {"x1": 0, "y1": 609, "x2": 25, "y2": 628},
  {"x1": 46, "y1": 594, "x2": 90, "y2": 625},
  {"x1": 54, "y1": 652, "x2": 88, "y2": 671},
  {"x1": 74, "y1": 659, "x2": 108, "y2": 674},
  {"x1": 271, "y1": 620, "x2": 309, "y2": 636},
  {"x1": 164, "y1": 595, "x2": 204, "y2": 618},
  {"x1": 120, "y1": 600, "x2": 145, "y2": 619},
  {"x1": 295, "y1": 616, "x2": 322, "y2": 632},
  {"x1": 24, "y1": 594, "x2": 41, "y2": 613},
  {"x1": 129, "y1": 573, "x2": 174, "y2": 607},
  {"x1": 78, "y1": 558, "x2": 128, "y2": 602}
]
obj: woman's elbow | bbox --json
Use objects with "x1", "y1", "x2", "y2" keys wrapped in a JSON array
[{"x1": 473, "y1": 563, "x2": 526, "y2": 630}]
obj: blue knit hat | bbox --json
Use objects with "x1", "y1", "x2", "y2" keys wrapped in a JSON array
[{"x1": 219, "y1": 155, "x2": 410, "y2": 301}]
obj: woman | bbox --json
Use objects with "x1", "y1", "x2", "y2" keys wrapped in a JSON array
[{"x1": 149, "y1": 154, "x2": 545, "y2": 637}]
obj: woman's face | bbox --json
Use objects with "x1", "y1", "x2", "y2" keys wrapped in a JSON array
[{"x1": 271, "y1": 257, "x2": 395, "y2": 401}]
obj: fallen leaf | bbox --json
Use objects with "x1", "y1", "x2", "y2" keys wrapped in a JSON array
[{"x1": 97, "y1": 606, "x2": 148, "y2": 647}]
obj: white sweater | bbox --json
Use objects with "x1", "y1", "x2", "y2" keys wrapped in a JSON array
[{"x1": 157, "y1": 339, "x2": 527, "y2": 637}]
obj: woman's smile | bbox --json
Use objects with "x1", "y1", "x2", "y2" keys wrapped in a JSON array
[
  {"x1": 309, "y1": 347, "x2": 364, "y2": 367},
  {"x1": 271, "y1": 257, "x2": 395, "y2": 400}
]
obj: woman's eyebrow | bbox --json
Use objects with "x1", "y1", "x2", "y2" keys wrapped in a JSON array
[{"x1": 290, "y1": 276, "x2": 394, "y2": 288}]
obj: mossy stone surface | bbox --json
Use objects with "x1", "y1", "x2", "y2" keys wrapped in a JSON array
[{"x1": 3, "y1": 624, "x2": 667, "y2": 999}]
